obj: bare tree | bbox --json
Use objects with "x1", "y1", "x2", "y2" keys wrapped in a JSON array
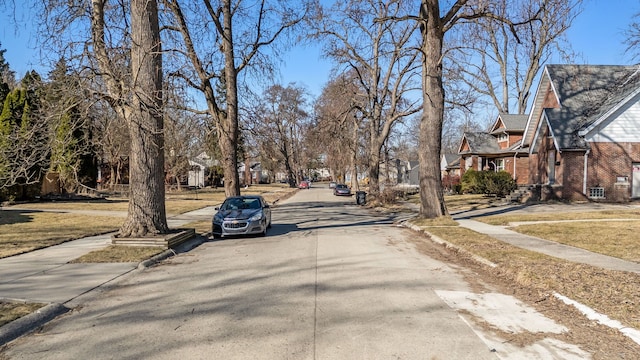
[
  {"x1": 250, "y1": 83, "x2": 310, "y2": 187},
  {"x1": 162, "y1": 0, "x2": 309, "y2": 197},
  {"x1": 313, "y1": 0, "x2": 422, "y2": 195},
  {"x1": 117, "y1": 0, "x2": 168, "y2": 236},
  {"x1": 452, "y1": 0, "x2": 582, "y2": 114},
  {"x1": 625, "y1": 11, "x2": 640, "y2": 60},
  {"x1": 415, "y1": 1, "x2": 552, "y2": 218},
  {"x1": 313, "y1": 72, "x2": 365, "y2": 189}
]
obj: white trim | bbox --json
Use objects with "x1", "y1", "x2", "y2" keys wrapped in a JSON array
[
  {"x1": 583, "y1": 149, "x2": 590, "y2": 195},
  {"x1": 579, "y1": 87, "x2": 640, "y2": 137},
  {"x1": 522, "y1": 67, "x2": 554, "y2": 148},
  {"x1": 530, "y1": 111, "x2": 560, "y2": 154}
]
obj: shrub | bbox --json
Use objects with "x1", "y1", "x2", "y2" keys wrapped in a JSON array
[
  {"x1": 461, "y1": 169, "x2": 516, "y2": 197},
  {"x1": 484, "y1": 171, "x2": 517, "y2": 197},
  {"x1": 460, "y1": 169, "x2": 482, "y2": 194}
]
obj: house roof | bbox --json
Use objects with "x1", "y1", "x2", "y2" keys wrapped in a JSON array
[
  {"x1": 490, "y1": 113, "x2": 528, "y2": 134},
  {"x1": 442, "y1": 154, "x2": 458, "y2": 165},
  {"x1": 537, "y1": 65, "x2": 640, "y2": 150},
  {"x1": 459, "y1": 132, "x2": 502, "y2": 154}
]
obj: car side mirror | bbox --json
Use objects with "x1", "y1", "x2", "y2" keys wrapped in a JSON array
[
  {"x1": 214, "y1": 207, "x2": 220, "y2": 211},
  {"x1": 264, "y1": 204, "x2": 270, "y2": 208}
]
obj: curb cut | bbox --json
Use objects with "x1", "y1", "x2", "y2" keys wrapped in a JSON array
[
  {"x1": 0, "y1": 302, "x2": 70, "y2": 346},
  {"x1": 401, "y1": 220, "x2": 498, "y2": 268}
]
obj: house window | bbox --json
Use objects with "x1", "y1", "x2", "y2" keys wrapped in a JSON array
[
  {"x1": 589, "y1": 187, "x2": 605, "y2": 199},
  {"x1": 617, "y1": 176, "x2": 629, "y2": 183},
  {"x1": 496, "y1": 159, "x2": 505, "y2": 171},
  {"x1": 497, "y1": 133, "x2": 508, "y2": 142}
]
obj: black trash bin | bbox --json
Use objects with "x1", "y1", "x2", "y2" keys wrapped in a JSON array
[{"x1": 356, "y1": 191, "x2": 367, "y2": 205}]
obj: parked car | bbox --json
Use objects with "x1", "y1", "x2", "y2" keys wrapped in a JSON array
[
  {"x1": 333, "y1": 183, "x2": 352, "y2": 196},
  {"x1": 211, "y1": 195, "x2": 271, "y2": 238},
  {"x1": 298, "y1": 180, "x2": 310, "y2": 189},
  {"x1": 329, "y1": 181, "x2": 337, "y2": 189}
]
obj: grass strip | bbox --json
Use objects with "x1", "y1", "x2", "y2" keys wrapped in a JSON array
[
  {"x1": 419, "y1": 225, "x2": 640, "y2": 331},
  {"x1": 69, "y1": 246, "x2": 165, "y2": 263},
  {"x1": 0, "y1": 302, "x2": 45, "y2": 327}
]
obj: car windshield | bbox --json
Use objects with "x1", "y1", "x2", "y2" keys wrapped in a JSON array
[
  {"x1": 336, "y1": 184, "x2": 348, "y2": 189},
  {"x1": 221, "y1": 197, "x2": 261, "y2": 210}
]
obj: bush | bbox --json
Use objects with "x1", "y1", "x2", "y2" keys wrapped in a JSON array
[
  {"x1": 461, "y1": 170, "x2": 516, "y2": 197},
  {"x1": 460, "y1": 169, "x2": 482, "y2": 194}
]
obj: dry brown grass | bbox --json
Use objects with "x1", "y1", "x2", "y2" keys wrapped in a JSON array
[
  {"x1": 409, "y1": 216, "x2": 459, "y2": 227},
  {"x1": 0, "y1": 184, "x2": 297, "y2": 260},
  {"x1": 513, "y1": 221, "x2": 640, "y2": 263},
  {"x1": 419, "y1": 226, "x2": 640, "y2": 331},
  {"x1": 0, "y1": 301, "x2": 45, "y2": 327},
  {"x1": 0, "y1": 211, "x2": 123, "y2": 258},
  {"x1": 70, "y1": 246, "x2": 165, "y2": 263},
  {"x1": 478, "y1": 209, "x2": 640, "y2": 225},
  {"x1": 181, "y1": 220, "x2": 211, "y2": 236}
]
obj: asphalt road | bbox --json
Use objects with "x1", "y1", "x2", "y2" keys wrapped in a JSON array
[{"x1": 2, "y1": 187, "x2": 584, "y2": 359}]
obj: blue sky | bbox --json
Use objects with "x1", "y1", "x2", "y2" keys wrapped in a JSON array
[{"x1": 1, "y1": 0, "x2": 639, "y2": 96}]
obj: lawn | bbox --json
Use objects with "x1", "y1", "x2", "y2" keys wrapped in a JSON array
[
  {"x1": 0, "y1": 211, "x2": 124, "y2": 258},
  {"x1": 478, "y1": 209, "x2": 640, "y2": 225},
  {"x1": 0, "y1": 184, "x2": 297, "y2": 260},
  {"x1": 473, "y1": 209, "x2": 640, "y2": 263},
  {"x1": 512, "y1": 221, "x2": 640, "y2": 263}
]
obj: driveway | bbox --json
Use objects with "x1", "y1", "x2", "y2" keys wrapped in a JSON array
[{"x1": 1, "y1": 188, "x2": 588, "y2": 359}]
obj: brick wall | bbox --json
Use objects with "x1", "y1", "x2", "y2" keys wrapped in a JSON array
[
  {"x1": 587, "y1": 142, "x2": 639, "y2": 201},
  {"x1": 560, "y1": 152, "x2": 587, "y2": 201}
]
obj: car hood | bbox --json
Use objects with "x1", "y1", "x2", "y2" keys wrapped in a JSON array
[{"x1": 216, "y1": 208, "x2": 261, "y2": 221}]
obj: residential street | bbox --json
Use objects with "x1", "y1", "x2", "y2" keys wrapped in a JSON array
[{"x1": 1, "y1": 188, "x2": 590, "y2": 359}]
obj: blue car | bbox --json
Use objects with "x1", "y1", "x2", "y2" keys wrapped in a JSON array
[{"x1": 211, "y1": 195, "x2": 272, "y2": 239}]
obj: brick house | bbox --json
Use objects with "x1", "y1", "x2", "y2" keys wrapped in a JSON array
[
  {"x1": 458, "y1": 113, "x2": 530, "y2": 185},
  {"x1": 521, "y1": 64, "x2": 640, "y2": 202}
]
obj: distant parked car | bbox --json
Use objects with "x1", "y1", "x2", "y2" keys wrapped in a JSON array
[
  {"x1": 211, "y1": 195, "x2": 271, "y2": 239},
  {"x1": 329, "y1": 181, "x2": 337, "y2": 189},
  {"x1": 298, "y1": 180, "x2": 310, "y2": 189},
  {"x1": 333, "y1": 183, "x2": 352, "y2": 196}
]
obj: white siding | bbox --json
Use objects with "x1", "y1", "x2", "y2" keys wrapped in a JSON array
[{"x1": 586, "y1": 96, "x2": 640, "y2": 143}]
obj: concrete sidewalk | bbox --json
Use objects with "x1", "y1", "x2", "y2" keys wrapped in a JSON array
[
  {"x1": 454, "y1": 218, "x2": 640, "y2": 274},
  {"x1": 0, "y1": 206, "x2": 217, "y2": 344},
  {"x1": 0, "y1": 206, "x2": 217, "y2": 303},
  {"x1": 405, "y1": 201, "x2": 640, "y2": 274}
]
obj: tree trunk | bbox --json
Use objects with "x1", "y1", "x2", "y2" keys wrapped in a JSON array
[
  {"x1": 368, "y1": 130, "x2": 383, "y2": 195},
  {"x1": 350, "y1": 118, "x2": 360, "y2": 191},
  {"x1": 220, "y1": 0, "x2": 241, "y2": 197},
  {"x1": 418, "y1": 0, "x2": 448, "y2": 218},
  {"x1": 119, "y1": 0, "x2": 168, "y2": 237}
]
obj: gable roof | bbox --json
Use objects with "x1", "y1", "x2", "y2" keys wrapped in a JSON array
[
  {"x1": 442, "y1": 153, "x2": 459, "y2": 165},
  {"x1": 527, "y1": 64, "x2": 640, "y2": 151},
  {"x1": 490, "y1": 113, "x2": 528, "y2": 134},
  {"x1": 458, "y1": 132, "x2": 502, "y2": 155}
]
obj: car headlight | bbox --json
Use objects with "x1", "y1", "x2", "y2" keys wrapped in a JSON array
[{"x1": 249, "y1": 212, "x2": 263, "y2": 221}]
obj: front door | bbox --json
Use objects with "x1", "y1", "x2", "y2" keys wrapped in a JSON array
[{"x1": 632, "y1": 163, "x2": 640, "y2": 198}]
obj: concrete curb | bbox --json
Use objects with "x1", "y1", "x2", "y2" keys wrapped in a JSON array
[
  {"x1": 0, "y1": 302, "x2": 70, "y2": 346},
  {"x1": 401, "y1": 220, "x2": 498, "y2": 268},
  {"x1": 138, "y1": 233, "x2": 210, "y2": 269}
]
